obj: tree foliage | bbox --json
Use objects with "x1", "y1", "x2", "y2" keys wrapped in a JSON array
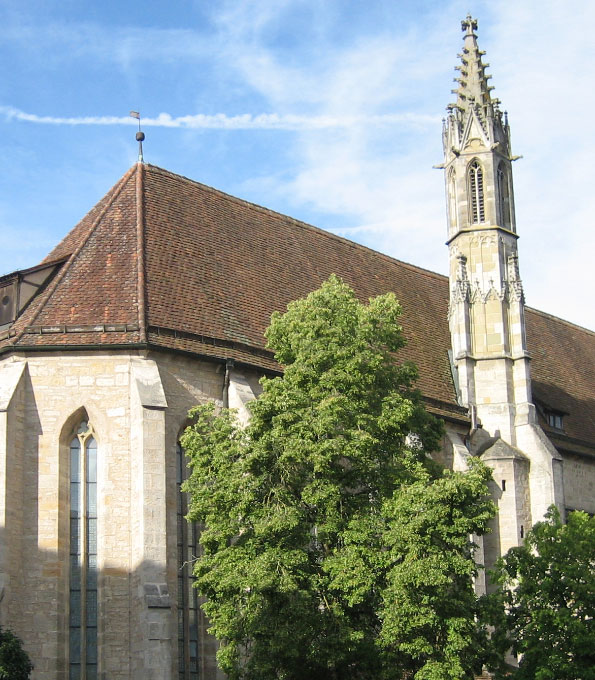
[
  {"x1": 182, "y1": 275, "x2": 496, "y2": 680},
  {"x1": 489, "y1": 506, "x2": 595, "y2": 680},
  {"x1": 0, "y1": 627, "x2": 33, "y2": 680}
]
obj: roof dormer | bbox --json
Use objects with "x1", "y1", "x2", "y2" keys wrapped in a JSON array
[{"x1": 0, "y1": 260, "x2": 64, "y2": 332}]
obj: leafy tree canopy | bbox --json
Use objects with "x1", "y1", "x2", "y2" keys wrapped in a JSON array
[
  {"x1": 0, "y1": 627, "x2": 33, "y2": 680},
  {"x1": 489, "y1": 506, "x2": 595, "y2": 680},
  {"x1": 182, "y1": 275, "x2": 496, "y2": 680}
]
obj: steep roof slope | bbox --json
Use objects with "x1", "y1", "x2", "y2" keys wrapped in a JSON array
[{"x1": 1, "y1": 163, "x2": 593, "y2": 444}]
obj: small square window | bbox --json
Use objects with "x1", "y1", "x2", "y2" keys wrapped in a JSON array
[{"x1": 545, "y1": 411, "x2": 564, "y2": 430}]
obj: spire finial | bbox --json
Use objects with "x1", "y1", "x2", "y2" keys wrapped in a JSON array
[
  {"x1": 129, "y1": 111, "x2": 145, "y2": 163},
  {"x1": 461, "y1": 14, "x2": 477, "y2": 37}
]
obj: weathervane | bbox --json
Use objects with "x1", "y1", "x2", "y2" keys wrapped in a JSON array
[{"x1": 129, "y1": 111, "x2": 145, "y2": 162}]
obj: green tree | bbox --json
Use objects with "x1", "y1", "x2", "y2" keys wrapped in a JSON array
[
  {"x1": 0, "y1": 627, "x2": 33, "y2": 680},
  {"x1": 182, "y1": 275, "x2": 496, "y2": 680},
  {"x1": 490, "y1": 507, "x2": 595, "y2": 680}
]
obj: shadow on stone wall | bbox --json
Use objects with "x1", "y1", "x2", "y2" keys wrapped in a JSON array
[{"x1": 0, "y1": 527, "x2": 222, "y2": 680}]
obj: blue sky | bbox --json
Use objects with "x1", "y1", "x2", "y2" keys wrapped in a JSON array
[{"x1": 1, "y1": 0, "x2": 594, "y2": 330}]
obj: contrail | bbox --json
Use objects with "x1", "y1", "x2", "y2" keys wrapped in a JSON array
[{"x1": 0, "y1": 106, "x2": 438, "y2": 130}]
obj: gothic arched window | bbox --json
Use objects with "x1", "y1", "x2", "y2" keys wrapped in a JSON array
[
  {"x1": 177, "y1": 442, "x2": 200, "y2": 679},
  {"x1": 468, "y1": 160, "x2": 485, "y2": 224},
  {"x1": 497, "y1": 162, "x2": 511, "y2": 229},
  {"x1": 69, "y1": 420, "x2": 98, "y2": 680}
]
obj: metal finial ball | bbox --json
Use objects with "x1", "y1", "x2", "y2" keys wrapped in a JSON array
[{"x1": 136, "y1": 131, "x2": 145, "y2": 142}]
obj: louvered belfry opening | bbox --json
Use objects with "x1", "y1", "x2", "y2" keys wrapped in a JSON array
[{"x1": 468, "y1": 160, "x2": 485, "y2": 224}]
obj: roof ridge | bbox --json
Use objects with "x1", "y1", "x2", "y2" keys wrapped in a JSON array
[
  {"x1": 135, "y1": 163, "x2": 147, "y2": 343},
  {"x1": 144, "y1": 163, "x2": 450, "y2": 284},
  {"x1": 10, "y1": 166, "x2": 138, "y2": 346},
  {"x1": 526, "y1": 305, "x2": 595, "y2": 337}
]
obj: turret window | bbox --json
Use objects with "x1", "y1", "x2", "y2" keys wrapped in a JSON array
[{"x1": 468, "y1": 160, "x2": 485, "y2": 224}]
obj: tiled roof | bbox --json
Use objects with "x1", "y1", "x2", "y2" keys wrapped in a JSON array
[
  {"x1": 2, "y1": 163, "x2": 594, "y2": 445},
  {"x1": 527, "y1": 309, "x2": 595, "y2": 447}
]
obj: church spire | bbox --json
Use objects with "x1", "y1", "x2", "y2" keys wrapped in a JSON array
[{"x1": 453, "y1": 16, "x2": 496, "y2": 117}]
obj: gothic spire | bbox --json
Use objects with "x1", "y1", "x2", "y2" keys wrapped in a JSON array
[
  {"x1": 452, "y1": 15, "x2": 497, "y2": 116},
  {"x1": 443, "y1": 15, "x2": 511, "y2": 158}
]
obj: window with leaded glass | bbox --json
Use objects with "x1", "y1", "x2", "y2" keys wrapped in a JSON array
[
  {"x1": 69, "y1": 421, "x2": 98, "y2": 680},
  {"x1": 177, "y1": 442, "x2": 200, "y2": 680}
]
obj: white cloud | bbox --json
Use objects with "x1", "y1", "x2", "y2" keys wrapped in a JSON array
[{"x1": 0, "y1": 105, "x2": 437, "y2": 130}]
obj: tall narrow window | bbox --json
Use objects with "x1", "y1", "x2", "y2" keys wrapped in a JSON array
[
  {"x1": 497, "y1": 162, "x2": 511, "y2": 229},
  {"x1": 177, "y1": 443, "x2": 200, "y2": 680},
  {"x1": 468, "y1": 160, "x2": 485, "y2": 223},
  {"x1": 69, "y1": 421, "x2": 98, "y2": 680}
]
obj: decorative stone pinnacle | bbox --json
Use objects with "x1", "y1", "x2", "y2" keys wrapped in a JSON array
[
  {"x1": 457, "y1": 254, "x2": 468, "y2": 281},
  {"x1": 507, "y1": 254, "x2": 521, "y2": 281}
]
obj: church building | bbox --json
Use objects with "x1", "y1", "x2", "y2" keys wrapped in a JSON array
[{"x1": 0, "y1": 16, "x2": 593, "y2": 680}]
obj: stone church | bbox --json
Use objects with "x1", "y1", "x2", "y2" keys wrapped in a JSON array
[{"x1": 0, "y1": 15, "x2": 593, "y2": 680}]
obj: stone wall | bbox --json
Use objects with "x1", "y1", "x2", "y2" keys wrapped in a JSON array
[
  {"x1": 562, "y1": 451, "x2": 595, "y2": 515},
  {"x1": 0, "y1": 349, "x2": 264, "y2": 679}
]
